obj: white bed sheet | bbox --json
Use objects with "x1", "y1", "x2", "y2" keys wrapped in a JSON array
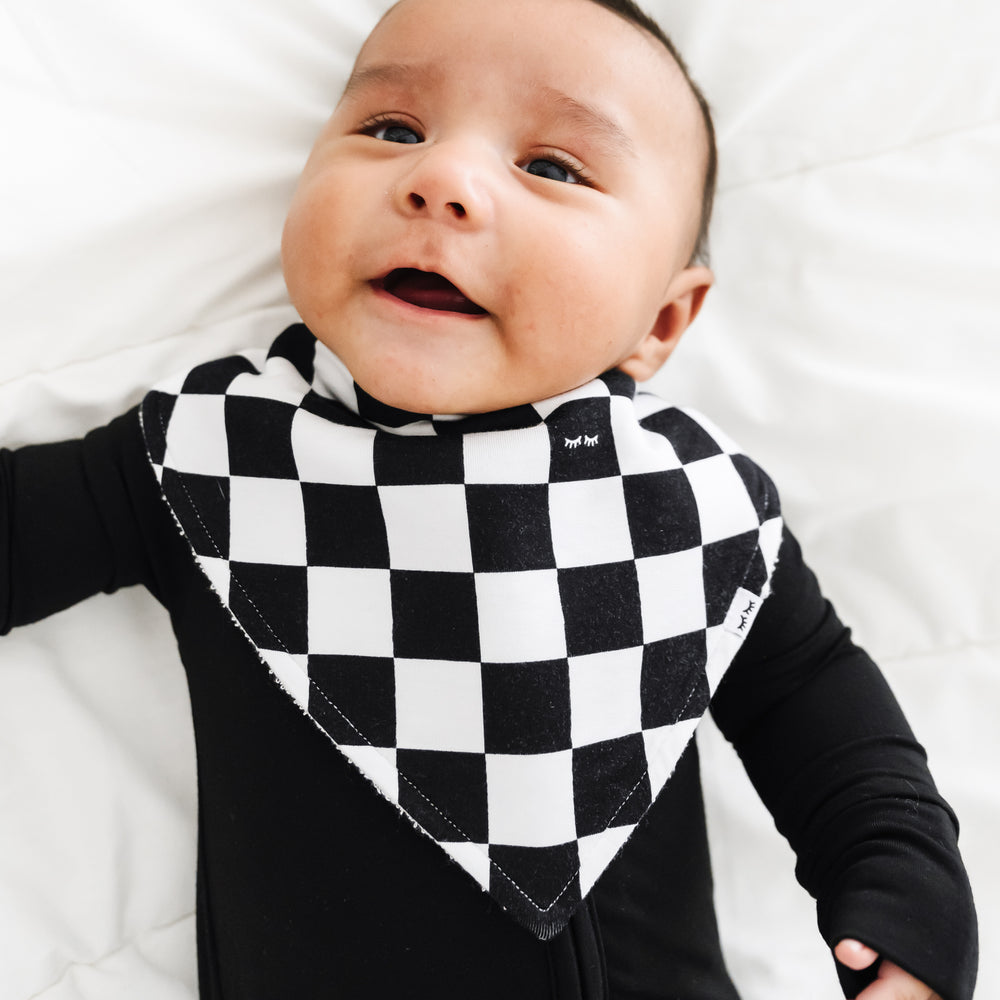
[{"x1": 1, "y1": 1, "x2": 996, "y2": 996}]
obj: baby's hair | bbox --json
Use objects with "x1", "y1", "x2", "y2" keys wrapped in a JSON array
[{"x1": 586, "y1": 0, "x2": 718, "y2": 265}]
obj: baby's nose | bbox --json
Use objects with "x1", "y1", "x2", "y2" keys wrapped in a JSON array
[
  {"x1": 407, "y1": 190, "x2": 467, "y2": 219},
  {"x1": 398, "y1": 142, "x2": 494, "y2": 227}
]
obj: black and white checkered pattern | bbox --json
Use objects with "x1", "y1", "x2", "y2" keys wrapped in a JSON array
[{"x1": 141, "y1": 324, "x2": 783, "y2": 939}]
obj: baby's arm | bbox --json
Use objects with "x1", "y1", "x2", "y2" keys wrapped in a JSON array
[
  {"x1": 711, "y1": 529, "x2": 976, "y2": 1000},
  {"x1": 1, "y1": 409, "x2": 165, "y2": 634}
]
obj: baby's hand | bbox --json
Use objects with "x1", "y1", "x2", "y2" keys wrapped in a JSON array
[{"x1": 834, "y1": 940, "x2": 942, "y2": 1000}]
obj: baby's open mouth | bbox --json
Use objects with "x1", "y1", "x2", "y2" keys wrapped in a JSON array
[{"x1": 378, "y1": 268, "x2": 487, "y2": 315}]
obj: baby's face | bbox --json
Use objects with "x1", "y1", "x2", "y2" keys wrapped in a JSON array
[{"x1": 282, "y1": 0, "x2": 711, "y2": 414}]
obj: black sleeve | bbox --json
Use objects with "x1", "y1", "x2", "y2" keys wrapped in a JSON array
[
  {"x1": 712, "y1": 528, "x2": 977, "y2": 1000},
  {"x1": 0, "y1": 407, "x2": 172, "y2": 633}
]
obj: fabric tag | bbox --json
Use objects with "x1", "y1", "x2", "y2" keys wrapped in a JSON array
[{"x1": 724, "y1": 588, "x2": 763, "y2": 640}]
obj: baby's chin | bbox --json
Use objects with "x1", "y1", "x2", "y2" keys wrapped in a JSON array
[
  {"x1": 344, "y1": 343, "x2": 610, "y2": 416},
  {"x1": 360, "y1": 381, "x2": 506, "y2": 417},
  {"x1": 356, "y1": 372, "x2": 536, "y2": 417}
]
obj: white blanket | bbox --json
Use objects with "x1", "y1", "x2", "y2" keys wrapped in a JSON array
[{"x1": 1, "y1": 1, "x2": 996, "y2": 996}]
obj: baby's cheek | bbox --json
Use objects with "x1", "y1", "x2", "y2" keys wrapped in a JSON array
[
  {"x1": 282, "y1": 213, "x2": 337, "y2": 309},
  {"x1": 284, "y1": 176, "x2": 345, "y2": 254}
]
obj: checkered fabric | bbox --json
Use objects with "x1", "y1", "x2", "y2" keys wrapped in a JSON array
[{"x1": 141, "y1": 324, "x2": 783, "y2": 939}]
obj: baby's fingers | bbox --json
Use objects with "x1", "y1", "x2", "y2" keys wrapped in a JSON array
[
  {"x1": 835, "y1": 938, "x2": 880, "y2": 971},
  {"x1": 853, "y1": 959, "x2": 941, "y2": 1000}
]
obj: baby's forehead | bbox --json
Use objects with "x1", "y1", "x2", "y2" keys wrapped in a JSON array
[
  {"x1": 343, "y1": 0, "x2": 710, "y2": 252},
  {"x1": 350, "y1": 0, "x2": 699, "y2": 136},
  {"x1": 362, "y1": 0, "x2": 681, "y2": 78}
]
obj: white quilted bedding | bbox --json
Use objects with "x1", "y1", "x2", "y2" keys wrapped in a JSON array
[{"x1": 1, "y1": 1, "x2": 996, "y2": 996}]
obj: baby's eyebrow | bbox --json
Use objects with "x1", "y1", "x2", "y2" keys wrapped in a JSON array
[
  {"x1": 538, "y1": 87, "x2": 636, "y2": 161},
  {"x1": 340, "y1": 63, "x2": 635, "y2": 161},
  {"x1": 341, "y1": 61, "x2": 440, "y2": 101}
]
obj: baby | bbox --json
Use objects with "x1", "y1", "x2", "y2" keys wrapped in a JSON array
[{"x1": 0, "y1": 0, "x2": 977, "y2": 998}]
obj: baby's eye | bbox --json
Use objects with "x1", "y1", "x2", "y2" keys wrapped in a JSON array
[
  {"x1": 360, "y1": 117, "x2": 422, "y2": 144},
  {"x1": 522, "y1": 156, "x2": 584, "y2": 185},
  {"x1": 376, "y1": 124, "x2": 421, "y2": 144}
]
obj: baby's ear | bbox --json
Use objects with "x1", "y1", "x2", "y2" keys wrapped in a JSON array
[{"x1": 617, "y1": 266, "x2": 713, "y2": 381}]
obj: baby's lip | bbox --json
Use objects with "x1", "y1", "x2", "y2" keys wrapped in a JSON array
[{"x1": 374, "y1": 268, "x2": 487, "y2": 316}]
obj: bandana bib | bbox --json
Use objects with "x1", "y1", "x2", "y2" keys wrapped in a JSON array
[{"x1": 141, "y1": 324, "x2": 782, "y2": 939}]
